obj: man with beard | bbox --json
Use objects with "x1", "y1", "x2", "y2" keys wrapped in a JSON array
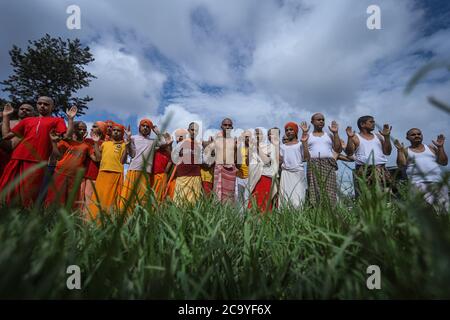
[{"x1": 345, "y1": 115, "x2": 392, "y2": 197}]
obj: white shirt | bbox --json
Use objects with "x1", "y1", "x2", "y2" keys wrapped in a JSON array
[
  {"x1": 406, "y1": 145, "x2": 442, "y2": 183},
  {"x1": 128, "y1": 134, "x2": 165, "y2": 172},
  {"x1": 280, "y1": 142, "x2": 304, "y2": 172},
  {"x1": 354, "y1": 133, "x2": 387, "y2": 165},
  {"x1": 308, "y1": 133, "x2": 334, "y2": 159}
]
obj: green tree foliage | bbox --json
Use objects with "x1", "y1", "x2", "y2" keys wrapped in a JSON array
[{"x1": 0, "y1": 34, "x2": 96, "y2": 117}]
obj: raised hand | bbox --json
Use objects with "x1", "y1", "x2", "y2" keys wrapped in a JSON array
[
  {"x1": 2, "y1": 103, "x2": 14, "y2": 117},
  {"x1": 346, "y1": 126, "x2": 355, "y2": 138},
  {"x1": 300, "y1": 121, "x2": 310, "y2": 133},
  {"x1": 124, "y1": 125, "x2": 133, "y2": 144},
  {"x1": 125, "y1": 125, "x2": 132, "y2": 139},
  {"x1": 66, "y1": 105, "x2": 78, "y2": 119},
  {"x1": 393, "y1": 139, "x2": 405, "y2": 151},
  {"x1": 432, "y1": 134, "x2": 445, "y2": 148},
  {"x1": 379, "y1": 124, "x2": 392, "y2": 137},
  {"x1": 300, "y1": 132, "x2": 309, "y2": 143},
  {"x1": 328, "y1": 120, "x2": 339, "y2": 134}
]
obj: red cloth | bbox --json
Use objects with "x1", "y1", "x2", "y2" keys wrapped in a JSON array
[
  {"x1": 174, "y1": 140, "x2": 201, "y2": 177},
  {"x1": 202, "y1": 181, "x2": 213, "y2": 196},
  {"x1": 55, "y1": 140, "x2": 93, "y2": 177},
  {"x1": 44, "y1": 171, "x2": 80, "y2": 208},
  {"x1": 84, "y1": 138, "x2": 102, "y2": 180},
  {"x1": 11, "y1": 116, "x2": 67, "y2": 162},
  {"x1": 0, "y1": 159, "x2": 46, "y2": 207},
  {"x1": 152, "y1": 149, "x2": 170, "y2": 174},
  {"x1": 175, "y1": 164, "x2": 201, "y2": 177},
  {"x1": 284, "y1": 122, "x2": 299, "y2": 135},
  {"x1": 248, "y1": 175, "x2": 273, "y2": 213},
  {"x1": 140, "y1": 118, "x2": 154, "y2": 129}
]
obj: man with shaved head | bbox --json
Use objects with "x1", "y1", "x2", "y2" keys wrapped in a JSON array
[
  {"x1": 306, "y1": 113, "x2": 342, "y2": 206},
  {"x1": 171, "y1": 122, "x2": 203, "y2": 205},
  {"x1": 204, "y1": 118, "x2": 238, "y2": 203},
  {"x1": 0, "y1": 96, "x2": 67, "y2": 207},
  {"x1": 394, "y1": 128, "x2": 448, "y2": 211}
]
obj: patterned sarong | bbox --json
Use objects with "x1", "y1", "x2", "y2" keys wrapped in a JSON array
[
  {"x1": 213, "y1": 165, "x2": 237, "y2": 203},
  {"x1": 307, "y1": 158, "x2": 338, "y2": 206},
  {"x1": 353, "y1": 164, "x2": 391, "y2": 198}
]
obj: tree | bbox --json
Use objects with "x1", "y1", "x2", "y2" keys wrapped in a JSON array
[{"x1": 0, "y1": 34, "x2": 96, "y2": 117}]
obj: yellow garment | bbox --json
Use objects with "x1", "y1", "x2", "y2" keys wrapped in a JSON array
[
  {"x1": 152, "y1": 172, "x2": 168, "y2": 202},
  {"x1": 87, "y1": 171, "x2": 123, "y2": 220},
  {"x1": 100, "y1": 141, "x2": 126, "y2": 173},
  {"x1": 200, "y1": 167, "x2": 213, "y2": 183},
  {"x1": 120, "y1": 170, "x2": 152, "y2": 211},
  {"x1": 237, "y1": 147, "x2": 249, "y2": 179},
  {"x1": 173, "y1": 176, "x2": 202, "y2": 206}
]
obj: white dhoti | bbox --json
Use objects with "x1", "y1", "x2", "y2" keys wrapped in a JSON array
[
  {"x1": 413, "y1": 182, "x2": 449, "y2": 211},
  {"x1": 235, "y1": 177, "x2": 249, "y2": 207},
  {"x1": 280, "y1": 169, "x2": 307, "y2": 208}
]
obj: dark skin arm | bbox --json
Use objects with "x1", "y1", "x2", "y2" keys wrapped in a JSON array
[
  {"x1": 393, "y1": 139, "x2": 407, "y2": 167},
  {"x1": 345, "y1": 126, "x2": 359, "y2": 156},
  {"x1": 63, "y1": 106, "x2": 78, "y2": 140},
  {"x1": 91, "y1": 133, "x2": 102, "y2": 163},
  {"x1": 430, "y1": 134, "x2": 448, "y2": 166},
  {"x1": 1, "y1": 104, "x2": 16, "y2": 140},
  {"x1": 379, "y1": 124, "x2": 392, "y2": 156},
  {"x1": 49, "y1": 131, "x2": 63, "y2": 160},
  {"x1": 328, "y1": 121, "x2": 343, "y2": 153}
]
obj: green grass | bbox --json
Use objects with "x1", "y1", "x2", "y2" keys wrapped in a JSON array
[{"x1": 0, "y1": 175, "x2": 449, "y2": 300}]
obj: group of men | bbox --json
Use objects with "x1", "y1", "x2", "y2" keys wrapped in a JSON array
[{"x1": 0, "y1": 97, "x2": 448, "y2": 218}]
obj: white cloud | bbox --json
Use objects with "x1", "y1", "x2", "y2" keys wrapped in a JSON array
[
  {"x1": 0, "y1": 0, "x2": 448, "y2": 171},
  {"x1": 81, "y1": 41, "x2": 166, "y2": 120}
]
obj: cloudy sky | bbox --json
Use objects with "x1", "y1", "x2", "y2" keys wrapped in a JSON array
[{"x1": 0, "y1": 0, "x2": 449, "y2": 176}]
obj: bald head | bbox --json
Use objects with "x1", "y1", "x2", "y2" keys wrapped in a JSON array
[
  {"x1": 221, "y1": 118, "x2": 233, "y2": 137},
  {"x1": 36, "y1": 96, "x2": 54, "y2": 116},
  {"x1": 17, "y1": 103, "x2": 35, "y2": 119},
  {"x1": 311, "y1": 112, "x2": 324, "y2": 121},
  {"x1": 311, "y1": 112, "x2": 325, "y2": 131}
]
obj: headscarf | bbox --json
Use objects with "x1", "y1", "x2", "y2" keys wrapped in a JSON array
[
  {"x1": 139, "y1": 119, "x2": 154, "y2": 129},
  {"x1": 112, "y1": 123, "x2": 125, "y2": 134},
  {"x1": 284, "y1": 122, "x2": 299, "y2": 135},
  {"x1": 139, "y1": 118, "x2": 154, "y2": 129}
]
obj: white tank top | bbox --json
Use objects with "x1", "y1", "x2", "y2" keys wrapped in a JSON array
[
  {"x1": 354, "y1": 133, "x2": 387, "y2": 165},
  {"x1": 308, "y1": 133, "x2": 333, "y2": 159},
  {"x1": 406, "y1": 145, "x2": 442, "y2": 183}
]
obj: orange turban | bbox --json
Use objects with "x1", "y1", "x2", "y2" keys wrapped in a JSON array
[
  {"x1": 284, "y1": 122, "x2": 299, "y2": 135},
  {"x1": 112, "y1": 123, "x2": 125, "y2": 134},
  {"x1": 139, "y1": 118, "x2": 154, "y2": 129}
]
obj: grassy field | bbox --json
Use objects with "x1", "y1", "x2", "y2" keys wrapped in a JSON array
[{"x1": 0, "y1": 175, "x2": 449, "y2": 299}]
